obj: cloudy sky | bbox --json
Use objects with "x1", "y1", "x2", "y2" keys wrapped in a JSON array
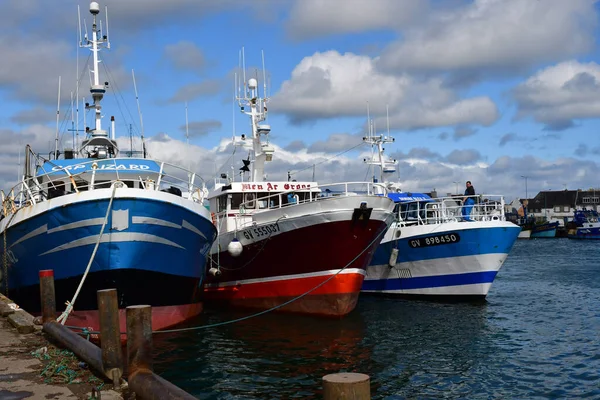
[{"x1": 1, "y1": 0, "x2": 600, "y2": 201}]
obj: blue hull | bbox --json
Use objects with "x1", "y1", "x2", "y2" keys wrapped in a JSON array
[
  {"x1": 568, "y1": 226, "x2": 600, "y2": 240},
  {"x1": 362, "y1": 224, "x2": 520, "y2": 297},
  {"x1": 531, "y1": 228, "x2": 557, "y2": 238},
  {"x1": 1, "y1": 196, "x2": 216, "y2": 312}
]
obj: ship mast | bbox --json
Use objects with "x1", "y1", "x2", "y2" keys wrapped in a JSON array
[
  {"x1": 363, "y1": 105, "x2": 397, "y2": 187},
  {"x1": 237, "y1": 49, "x2": 273, "y2": 182},
  {"x1": 78, "y1": 1, "x2": 118, "y2": 159}
]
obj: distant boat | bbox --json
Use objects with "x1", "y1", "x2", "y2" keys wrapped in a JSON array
[
  {"x1": 567, "y1": 209, "x2": 600, "y2": 240},
  {"x1": 531, "y1": 221, "x2": 559, "y2": 238},
  {"x1": 516, "y1": 217, "x2": 558, "y2": 239},
  {"x1": 202, "y1": 67, "x2": 395, "y2": 317},
  {"x1": 360, "y1": 120, "x2": 520, "y2": 300},
  {"x1": 0, "y1": 2, "x2": 217, "y2": 332}
]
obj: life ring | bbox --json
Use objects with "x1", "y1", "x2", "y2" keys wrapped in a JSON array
[{"x1": 211, "y1": 212, "x2": 217, "y2": 226}]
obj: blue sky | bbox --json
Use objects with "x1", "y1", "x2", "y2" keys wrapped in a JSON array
[{"x1": 1, "y1": 0, "x2": 600, "y2": 201}]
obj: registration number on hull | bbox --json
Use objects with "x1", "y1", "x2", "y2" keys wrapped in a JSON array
[
  {"x1": 409, "y1": 233, "x2": 460, "y2": 248},
  {"x1": 242, "y1": 223, "x2": 280, "y2": 240}
]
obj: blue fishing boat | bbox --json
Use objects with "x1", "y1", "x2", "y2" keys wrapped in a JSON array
[
  {"x1": 360, "y1": 123, "x2": 520, "y2": 300},
  {"x1": 531, "y1": 221, "x2": 559, "y2": 238},
  {"x1": 0, "y1": 2, "x2": 216, "y2": 332},
  {"x1": 567, "y1": 209, "x2": 600, "y2": 240}
]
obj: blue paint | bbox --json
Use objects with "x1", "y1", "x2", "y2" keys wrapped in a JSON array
[
  {"x1": 388, "y1": 192, "x2": 432, "y2": 203},
  {"x1": 39, "y1": 158, "x2": 161, "y2": 177},
  {"x1": 362, "y1": 271, "x2": 498, "y2": 291},
  {"x1": 1, "y1": 197, "x2": 216, "y2": 288}
]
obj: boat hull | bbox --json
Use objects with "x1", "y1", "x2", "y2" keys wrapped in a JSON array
[
  {"x1": 204, "y1": 196, "x2": 394, "y2": 317},
  {"x1": 568, "y1": 226, "x2": 600, "y2": 240},
  {"x1": 518, "y1": 228, "x2": 531, "y2": 239},
  {"x1": 362, "y1": 221, "x2": 520, "y2": 298},
  {"x1": 531, "y1": 222, "x2": 558, "y2": 238},
  {"x1": 0, "y1": 189, "x2": 216, "y2": 330}
]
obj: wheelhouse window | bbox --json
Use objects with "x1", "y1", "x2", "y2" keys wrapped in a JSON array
[{"x1": 217, "y1": 195, "x2": 228, "y2": 213}]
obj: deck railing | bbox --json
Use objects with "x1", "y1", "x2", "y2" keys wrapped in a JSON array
[
  {"x1": 397, "y1": 194, "x2": 506, "y2": 225},
  {"x1": 0, "y1": 157, "x2": 208, "y2": 221}
]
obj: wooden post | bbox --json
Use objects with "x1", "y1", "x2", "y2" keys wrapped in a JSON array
[
  {"x1": 323, "y1": 373, "x2": 370, "y2": 400},
  {"x1": 39, "y1": 270, "x2": 56, "y2": 323},
  {"x1": 97, "y1": 289, "x2": 123, "y2": 389},
  {"x1": 126, "y1": 305, "x2": 153, "y2": 374}
]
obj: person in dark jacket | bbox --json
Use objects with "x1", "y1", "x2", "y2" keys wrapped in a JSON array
[{"x1": 462, "y1": 181, "x2": 475, "y2": 221}]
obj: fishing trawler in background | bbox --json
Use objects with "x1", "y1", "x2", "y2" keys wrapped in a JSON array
[
  {"x1": 567, "y1": 209, "x2": 600, "y2": 239},
  {"x1": 360, "y1": 120, "x2": 520, "y2": 300},
  {"x1": 0, "y1": 2, "x2": 216, "y2": 332},
  {"x1": 203, "y1": 58, "x2": 395, "y2": 317},
  {"x1": 515, "y1": 202, "x2": 558, "y2": 239}
]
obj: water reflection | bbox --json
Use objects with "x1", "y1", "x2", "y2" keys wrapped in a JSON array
[
  {"x1": 154, "y1": 307, "x2": 371, "y2": 399},
  {"x1": 152, "y1": 241, "x2": 600, "y2": 400},
  {"x1": 357, "y1": 297, "x2": 492, "y2": 399}
]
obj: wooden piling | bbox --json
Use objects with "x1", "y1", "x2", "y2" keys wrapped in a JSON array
[
  {"x1": 126, "y1": 304, "x2": 197, "y2": 400},
  {"x1": 97, "y1": 288, "x2": 123, "y2": 389},
  {"x1": 39, "y1": 269, "x2": 56, "y2": 323},
  {"x1": 126, "y1": 304, "x2": 153, "y2": 374},
  {"x1": 323, "y1": 373, "x2": 370, "y2": 400}
]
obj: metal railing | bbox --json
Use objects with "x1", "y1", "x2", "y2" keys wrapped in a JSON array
[
  {"x1": 397, "y1": 194, "x2": 506, "y2": 225},
  {"x1": 1, "y1": 157, "x2": 208, "y2": 220}
]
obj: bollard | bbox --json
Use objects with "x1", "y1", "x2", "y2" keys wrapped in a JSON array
[
  {"x1": 97, "y1": 289, "x2": 123, "y2": 389},
  {"x1": 39, "y1": 270, "x2": 56, "y2": 323},
  {"x1": 323, "y1": 373, "x2": 371, "y2": 400},
  {"x1": 126, "y1": 305, "x2": 153, "y2": 374}
]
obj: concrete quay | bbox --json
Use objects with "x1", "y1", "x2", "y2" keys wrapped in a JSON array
[{"x1": 0, "y1": 293, "x2": 123, "y2": 400}]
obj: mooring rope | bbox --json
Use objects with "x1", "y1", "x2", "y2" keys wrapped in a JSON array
[
  {"x1": 57, "y1": 183, "x2": 119, "y2": 325},
  {"x1": 64, "y1": 214, "x2": 393, "y2": 336}
]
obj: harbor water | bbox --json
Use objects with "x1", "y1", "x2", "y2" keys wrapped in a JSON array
[{"x1": 153, "y1": 239, "x2": 600, "y2": 399}]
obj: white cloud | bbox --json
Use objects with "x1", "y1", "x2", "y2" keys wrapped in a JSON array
[
  {"x1": 286, "y1": 0, "x2": 427, "y2": 40},
  {"x1": 272, "y1": 51, "x2": 498, "y2": 129},
  {"x1": 378, "y1": 0, "x2": 597, "y2": 74},
  {"x1": 513, "y1": 60, "x2": 600, "y2": 130}
]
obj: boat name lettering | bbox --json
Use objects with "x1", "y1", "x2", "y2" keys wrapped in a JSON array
[
  {"x1": 241, "y1": 183, "x2": 311, "y2": 191},
  {"x1": 51, "y1": 164, "x2": 151, "y2": 172},
  {"x1": 409, "y1": 233, "x2": 460, "y2": 248},
  {"x1": 242, "y1": 223, "x2": 280, "y2": 240}
]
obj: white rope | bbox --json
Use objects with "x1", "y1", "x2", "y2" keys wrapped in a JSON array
[{"x1": 57, "y1": 183, "x2": 119, "y2": 325}]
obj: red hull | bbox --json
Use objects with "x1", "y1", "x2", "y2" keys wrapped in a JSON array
[
  {"x1": 62, "y1": 303, "x2": 203, "y2": 339},
  {"x1": 204, "y1": 219, "x2": 387, "y2": 317}
]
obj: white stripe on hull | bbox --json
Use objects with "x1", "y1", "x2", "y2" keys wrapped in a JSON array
[
  {"x1": 362, "y1": 282, "x2": 492, "y2": 296},
  {"x1": 204, "y1": 267, "x2": 365, "y2": 288},
  {"x1": 40, "y1": 232, "x2": 185, "y2": 255},
  {"x1": 365, "y1": 253, "x2": 509, "y2": 280}
]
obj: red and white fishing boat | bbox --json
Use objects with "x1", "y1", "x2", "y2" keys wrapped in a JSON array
[{"x1": 203, "y1": 68, "x2": 395, "y2": 317}]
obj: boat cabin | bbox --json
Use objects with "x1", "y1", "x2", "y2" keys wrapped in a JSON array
[
  {"x1": 388, "y1": 192, "x2": 434, "y2": 222},
  {"x1": 35, "y1": 158, "x2": 164, "y2": 200},
  {"x1": 209, "y1": 181, "x2": 320, "y2": 214},
  {"x1": 208, "y1": 181, "x2": 321, "y2": 231}
]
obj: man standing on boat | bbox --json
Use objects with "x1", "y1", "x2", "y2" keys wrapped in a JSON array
[{"x1": 462, "y1": 181, "x2": 476, "y2": 221}]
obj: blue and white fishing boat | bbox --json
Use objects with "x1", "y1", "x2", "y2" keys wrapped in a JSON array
[
  {"x1": 0, "y1": 2, "x2": 216, "y2": 332},
  {"x1": 567, "y1": 209, "x2": 600, "y2": 240},
  {"x1": 360, "y1": 124, "x2": 520, "y2": 300}
]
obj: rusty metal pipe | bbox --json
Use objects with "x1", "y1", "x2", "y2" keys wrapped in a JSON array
[
  {"x1": 97, "y1": 288, "x2": 123, "y2": 388},
  {"x1": 126, "y1": 305, "x2": 153, "y2": 373},
  {"x1": 42, "y1": 321, "x2": 109, "y2": 380},
  {"x1": 128, "y1": 370, "x2": 198, "y2": 400},
  {"x1": 39, "y1": 270, "x2": 56, "y2": 323}
]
